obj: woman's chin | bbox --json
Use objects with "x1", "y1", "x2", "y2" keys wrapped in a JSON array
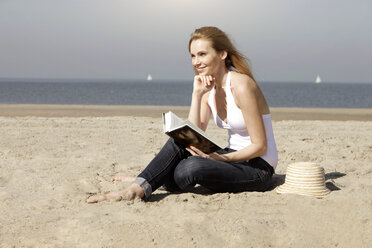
[{"x1": 198, "y1": 70, "x2": 210, "y2": 76}]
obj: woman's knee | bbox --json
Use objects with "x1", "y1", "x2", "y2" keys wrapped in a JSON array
[
  {"x1": 164, "y1": 138, "x2": 180, "y2": 149},
  {"x1": 173, "y1": 156, "x2": 207, "y2": 188},
  {"x1": 159, "y1": 138, "x2": 188, "y2": 157}
]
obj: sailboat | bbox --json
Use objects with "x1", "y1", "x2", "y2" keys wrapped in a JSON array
[
  {"x1": 315, "y1": 75, "x2": 322, "y2": 84},
  {"x1": 147, "y1": 74, "x2": 152, "y2": 81}
]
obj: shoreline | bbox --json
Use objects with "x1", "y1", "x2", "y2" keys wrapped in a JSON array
[{"x1": 1, "y1": 104, "x2": 371, "y2": 121}]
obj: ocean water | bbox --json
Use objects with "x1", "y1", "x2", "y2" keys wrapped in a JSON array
[{"x1": 0, "y1": 80, "x2": 371, "y2": 108}]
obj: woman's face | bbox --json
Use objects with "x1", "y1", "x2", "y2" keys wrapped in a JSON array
[{"x1": 190, "y1": 39, "x2": 226, "y2": 76}]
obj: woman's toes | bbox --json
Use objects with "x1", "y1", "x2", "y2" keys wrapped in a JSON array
[
  {"x1": 86, "y1": 194, "x2": 106, "y2": 204},
  {"x1": 86, "y1": 188, "x2": 141, "y2": 204},
  {"x1": 112, "y1": 176, "x2": 135, "y2": 182}
]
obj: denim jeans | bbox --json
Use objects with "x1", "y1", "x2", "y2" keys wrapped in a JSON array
[{"x1": 135, "y1": 138, "x2": 274, "y2": 198}]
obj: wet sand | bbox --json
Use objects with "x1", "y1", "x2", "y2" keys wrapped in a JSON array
[{"x1": 1, "y1": 104, "x2": 372, "y2": 121}]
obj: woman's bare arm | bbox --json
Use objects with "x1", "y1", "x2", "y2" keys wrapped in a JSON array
[
  {"x1": 187, "y1": 73, "x2": 267, "y2": 161},
  {"x1": 188, "y1": 75, "x2": 214, "y2": 131},
  {"x1": 221, "y1": 76, "x2": 267, "y2": 162}
]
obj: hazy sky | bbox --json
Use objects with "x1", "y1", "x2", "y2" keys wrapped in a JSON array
[{"x1": 0, "y1": 0, "x2": 371, "y2": 82}]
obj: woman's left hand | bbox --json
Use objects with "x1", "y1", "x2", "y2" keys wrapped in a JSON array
[{"x1": 186, "y1": 146, "x2": 228, "y2": 162}]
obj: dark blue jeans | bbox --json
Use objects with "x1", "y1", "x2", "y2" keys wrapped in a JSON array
[{"x1": 135, "y1": 138, "x2": 274, "y2": 198}]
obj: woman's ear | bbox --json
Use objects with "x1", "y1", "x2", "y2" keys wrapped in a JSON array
[{"x1": 220, "y1": 51, "x2": 228, "y2": 60}]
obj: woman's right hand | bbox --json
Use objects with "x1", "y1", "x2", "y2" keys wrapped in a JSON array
[{"x1": 193, "y1": 75, "x2": 215, "y2": 95}]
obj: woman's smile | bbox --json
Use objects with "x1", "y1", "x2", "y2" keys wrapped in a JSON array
[{"x1": 196, "y1": 66, "x2": 207, "y2": 73}]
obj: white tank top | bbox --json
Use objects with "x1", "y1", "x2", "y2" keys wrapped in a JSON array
[{"x1": 208, "y1": 71, "x2": 278, "y2": 169}]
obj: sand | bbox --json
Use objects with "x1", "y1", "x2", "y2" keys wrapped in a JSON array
[{"x1": 0, "y1": 105, "x2": 371, "y2": 247}]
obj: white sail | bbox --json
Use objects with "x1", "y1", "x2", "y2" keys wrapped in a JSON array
[
  {"x1": 147, "y1": 74, "x2": 152, "y2": 81},
  {"x1": 315, "y1": 75, "x2": 322, "y2": 84}
]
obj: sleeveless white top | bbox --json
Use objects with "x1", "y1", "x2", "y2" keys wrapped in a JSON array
[{"x1": 208, "y1": 71, "x2": 278, "y2": 169}]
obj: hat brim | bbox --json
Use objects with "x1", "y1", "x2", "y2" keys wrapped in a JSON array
[{"x1": 276, "y1": 184, "x2": 331, "y2": 198}]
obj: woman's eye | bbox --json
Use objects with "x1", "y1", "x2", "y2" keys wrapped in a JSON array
[{"x1": 200, "y1": 53, "x2": 206, "y2": 56}]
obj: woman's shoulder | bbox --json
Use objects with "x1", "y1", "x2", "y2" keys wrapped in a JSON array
[{"x1": 230, "y1": 71, "x2": 257, "y2": 92}]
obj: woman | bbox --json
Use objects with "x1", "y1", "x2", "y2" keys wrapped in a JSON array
[{"x1": 87, "y1": 26, "x2": 278, "y2": 203}]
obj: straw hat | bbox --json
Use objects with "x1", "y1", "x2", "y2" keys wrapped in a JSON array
[{"x1": 276, "y1": 162, "x2": 331, "y2": 198}]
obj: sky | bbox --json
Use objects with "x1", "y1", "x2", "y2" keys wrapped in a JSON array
[{"x1": 0, "y1": 0, "x2": 371, "y2": 83}]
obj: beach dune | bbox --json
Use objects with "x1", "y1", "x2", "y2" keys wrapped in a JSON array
[{"x1": 0, "y1": 105, "x2": 371, "y2": 247}]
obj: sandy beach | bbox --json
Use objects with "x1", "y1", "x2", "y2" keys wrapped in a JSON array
[{"x1": 0, "y1": 104, "x2": 371, "y2": 247}]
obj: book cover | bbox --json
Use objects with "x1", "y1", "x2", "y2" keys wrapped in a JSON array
[{"x1": 163, "y1": 111, "x2": 222, "y2": 154}]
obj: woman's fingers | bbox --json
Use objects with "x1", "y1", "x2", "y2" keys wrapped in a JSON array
[
  {"x1": 186, "y1": 147, "x2": 197, "y2": 156},
  {"x1": 193, "y1": 75, "x2": 215, "y2": 94},
  {"x1": 187, "y1": 146, "x2": 209, "y2": 158},
  {"x1": 197, "y1": 75, "x2": 214, "y2": 87},
  {"x1": 209, "y1": 75, "x2": 213, "y2": 83},
  {"x1": 201, "y1": 76, "x2": 207, "y2": 86},
  {"x1": 207, "y1": 76, "x2": 215, "y2": 88},
  {"x1": 190, "y1": 146, "x2": 201, "y2": 154}
]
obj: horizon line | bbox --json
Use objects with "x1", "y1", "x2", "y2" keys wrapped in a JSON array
[{"x1": 0, "y1": 77, "x2": 371, "y2": 84}]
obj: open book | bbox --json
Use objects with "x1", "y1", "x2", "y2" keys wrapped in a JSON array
[{"x1": 162, "y1": 111, "x2": 223, "y2": 154}]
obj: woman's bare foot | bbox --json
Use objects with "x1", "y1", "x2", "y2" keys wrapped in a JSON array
[
  {"x1": 86, "y1": 183, "x2": 145, "y2": 204},
  {"x1": 86, "y1": 190, "x2": 124, "y2": 203},
  {"x1": 111, "y1": 176, "x2": 136, "y2": 183}
]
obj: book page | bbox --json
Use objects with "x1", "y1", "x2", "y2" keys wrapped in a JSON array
[
  {"x1": 169, "y1": 111, "x2": 184, "y2": 128},
  {"x1": 163, "y1": 111, "x2": 185, "y2": 132}
]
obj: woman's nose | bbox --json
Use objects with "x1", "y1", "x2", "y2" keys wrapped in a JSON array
[{"x1": 193, "y1": 56, "x2": 200, "y2": 66}]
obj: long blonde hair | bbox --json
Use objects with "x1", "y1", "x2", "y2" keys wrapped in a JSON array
[{"x1": 188, "y1": 26, "x2": 255, "y2": 81}]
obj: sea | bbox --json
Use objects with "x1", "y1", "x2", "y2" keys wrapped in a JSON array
[{"x1": 0, "y1": 79, "x2": 371, "y2": 108}]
